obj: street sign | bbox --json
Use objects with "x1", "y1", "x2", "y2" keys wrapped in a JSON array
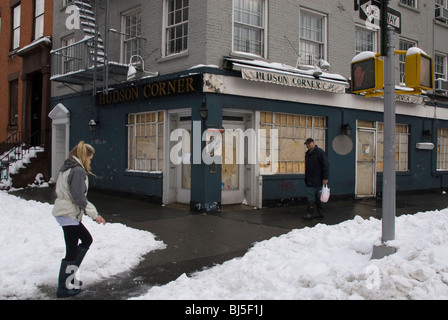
[
  {"x1": 355, "y1": 0, "x2": 401, "y2": 34},
  {"x1": 354, "y1": 0, "x2": 380, "y2": 12},
  {"x1": 387, "y1": 7, "x2": 401, "y2": 34},
  {"x1": 361, "y1": 2, "x2": 380, "y2": 30}
]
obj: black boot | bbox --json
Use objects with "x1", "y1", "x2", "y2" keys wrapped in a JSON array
[
  {"x1": 71, "y1": 245, "x2": 89, "y2": 287},
  {"x1": 315, "y1": 200, "x2": 325, "y2": 218},
  {"x1": 56, "y1": 260, "x2": 82, "y2": 298},
  {"x1": 302, "y1": 205, "x2": 315, "y2": 220}
]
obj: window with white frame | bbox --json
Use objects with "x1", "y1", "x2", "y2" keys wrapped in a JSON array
[
  {"x1": 233, "y1": 0, "x2": 265, "y2": 56},
  {"x1": 435, "y1": 53, "x2": 447, "y2": 80},
  {"x1": 399, "y1": 39, "x2": 417, "y2": 84},
  {"x1": 11, "y1": 4, "x2": 21, "y2": 50},
  {"x1": 61, "y1": 35, "x2": 75, "y2": 73},
  {"x1": 299, "y1": 9, "x2": 326, "y2": 65},
  {"x1": 260, "y1": 112, "x2": 326, "y2": 174},
  {"x1": 400, "y1": 0, "x2": 417, "y2": 8},
  {"x1": 436, "y1": 0, "x2": 448, "y2": 24},
  {"x1": 436, "y1": 0, "x2": 447, "y2": 8},
  {"x1": 127, "y1": 111, "x2": 165, "y2": 172},
  {"x1": 122, "y1": 8, "x2": 142, "y2": 64},
  {"x1": 355, "y1": 26, "x2": 376, "y2": 54},
  {"x1": 376, "y1": 123, "x2": 409, "y2": 172},
  {"x1": 165, "y1": 0, "x2": 189, "y2": 56},
  {"x1": 34, "y1": 0, "x2": 44, "y2": 40},
  {"x1": 437, "y1": 128, "x2": 448, "y2": 170}
]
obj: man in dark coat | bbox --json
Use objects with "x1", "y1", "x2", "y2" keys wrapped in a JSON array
[{"x1": 303, "y1": 138, "x2": 329, "y2": 220}]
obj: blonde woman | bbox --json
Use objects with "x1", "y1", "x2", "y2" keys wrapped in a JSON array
[{"x1": 52, "y1": 141, "x2": 106, "y2": 298}]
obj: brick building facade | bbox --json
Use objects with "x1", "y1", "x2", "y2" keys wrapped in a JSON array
[{"x1": 0, "y1": 0, "x2": 53, "y2": 180}]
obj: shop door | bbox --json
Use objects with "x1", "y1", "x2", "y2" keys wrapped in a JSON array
[
  {"x1": 356, "y1": 129, "x2": 376, "y2": 198},
  {"x1": 175, "y1": 122, "x2": 191, "y2": 204},
  {"x1": 221, "y1": 123, "x2": 245, "y2": 205}
]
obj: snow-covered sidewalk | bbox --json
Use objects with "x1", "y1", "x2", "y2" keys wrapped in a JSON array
[
  {"x1": 2, "y1": 190, "x2": 448, "y2": 300},
  {"x1": 134, "y1": 208, "x2": 448, "y2": 300},
  {"x1": 0, "y1": 191, "x2": 166, "y2": 300}
]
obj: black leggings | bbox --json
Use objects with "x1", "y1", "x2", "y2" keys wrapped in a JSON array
[{"x1": 62, "y1": 223, "x2": 93, "y2": 261}]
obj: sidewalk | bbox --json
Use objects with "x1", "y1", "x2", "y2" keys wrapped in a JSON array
[{"x1": 9, "y1": 186, "x2": 448, "y2": 299}]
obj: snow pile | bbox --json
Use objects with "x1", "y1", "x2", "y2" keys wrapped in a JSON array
[
  {"x1": 2, "y1": 188, "x2": 448, "y2": 300},
  {"x1": 135, "y1": 210, "x2": 448, "y2": 300},
  {"x1": 0, "y1": 191, "x2": 166, "y2": 300}
]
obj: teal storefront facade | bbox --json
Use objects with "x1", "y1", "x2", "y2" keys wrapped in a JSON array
[{"x1": 49, "y1": 66, "x2": 448, "y2": 211}]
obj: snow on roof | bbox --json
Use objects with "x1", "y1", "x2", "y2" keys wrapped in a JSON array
[{"x1": 17, "y1": 36, "x2": 52, "y2": 54}]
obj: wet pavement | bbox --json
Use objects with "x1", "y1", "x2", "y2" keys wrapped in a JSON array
[{"x1": 9, "y1": 186, "x2": 448, "y2": 300}]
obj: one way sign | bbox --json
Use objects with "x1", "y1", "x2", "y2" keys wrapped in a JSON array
[
  {"x1": 386, "y1": 7, "x2": 401, "y2": 34},
  {"x1": 355, "y1": 0, "x2": 401, "y2": 34}
]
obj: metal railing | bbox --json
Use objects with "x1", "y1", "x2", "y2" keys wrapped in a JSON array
[
  {"x1": 51, "y1": 36, "x2": 104, "y2": 81},
  {"x1": 0, "y1": 131, "x2": 46, "y2": 184},
  {"x1": 0, "y1": 131, "x2": 22, "y2": 156}
]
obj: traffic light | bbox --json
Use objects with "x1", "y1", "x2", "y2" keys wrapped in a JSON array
[
  {"x1": 405, "y1": 50, "x2": 434, "y2": 91},
  {"x1": 351, "y1": 55, "x2": 384, "y2": 94}
]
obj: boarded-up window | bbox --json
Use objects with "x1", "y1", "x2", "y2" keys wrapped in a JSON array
[
  {"x1": 437, "y1": 128, "x2": 448, "y2": 171},
  {"x1": 260, "y1": 112, "x2": 326, "y2": 174},
  {"x1": 127, "y1": 111, "x2": 164, "y2": 172}
]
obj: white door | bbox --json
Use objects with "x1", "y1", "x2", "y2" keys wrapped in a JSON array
[
  {"x1": 356, "y1": 128, "x2": 376, "y2": 198},
  {"x1": 164, "y1": 112, "x2": 191, "y2": 205},
  {"x1": 49, "y1": 103, "x2": 70, "y2": 182},
  {"x1": 221, "y1": 123, "x2": 246, "y2": 204},
  {"x1": 174, "y1": 119, "x2": 191, "y2": 204},
  {"x1": 54, "y1": 125, "x2": 67, "y2": 174}
]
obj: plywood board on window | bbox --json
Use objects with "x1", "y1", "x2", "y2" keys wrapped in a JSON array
[{"x1": 136, "y1": 137, "x2": 156, "y2": 159}]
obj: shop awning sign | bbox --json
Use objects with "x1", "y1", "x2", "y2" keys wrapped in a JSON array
[{"x1": 241, "y1": 67, "x2": 347, "y2": 94}]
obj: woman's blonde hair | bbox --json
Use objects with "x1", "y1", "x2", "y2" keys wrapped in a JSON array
[{"x1": 69, "y1": 141, "x2": 95, "y2": 175}]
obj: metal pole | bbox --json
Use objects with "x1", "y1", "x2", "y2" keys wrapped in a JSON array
[
  {"x1": 93, "y1": 0, "x2": 99, "y2": 96},
  {"x1": 104, "y1": 0, "x2": 110, "y2": 93},
  {"x1": 372, "y1": 24, "x2": 397, "y2": 259},
  {"x1": 382, "y1": 25, "x2": 396, "y2": 243}
]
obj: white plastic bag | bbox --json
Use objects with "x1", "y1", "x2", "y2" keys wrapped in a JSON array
[{"x1": 320, "y1": 184, "x2": 330, "y2": 203}]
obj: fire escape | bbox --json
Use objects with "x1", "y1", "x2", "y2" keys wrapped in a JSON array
[
  {"x1": 50, "y1": 0, "x2": 128, "y2": 93},
  {"x1": 1, "y1": 1, "x2": 129, "y2": 188}
]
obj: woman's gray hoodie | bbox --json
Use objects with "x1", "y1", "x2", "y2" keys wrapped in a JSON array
[{"x1": 52, "y1": 156, "x2": 99, "y2": 221}]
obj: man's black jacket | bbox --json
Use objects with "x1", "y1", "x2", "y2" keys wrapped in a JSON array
[{"x1": 305, "y1": 145, "x2": 329, "y2": 187}]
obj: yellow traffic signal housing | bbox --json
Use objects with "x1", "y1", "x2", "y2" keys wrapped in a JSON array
[
  {"x1": 405, "y1": 52, "x2": 434, "y2": 91},
  {"x1": 351, "y1": 56, "x2": 384, "y2": 94}
]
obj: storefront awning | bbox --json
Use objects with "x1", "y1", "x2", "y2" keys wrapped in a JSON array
[{"x1": 224, "y1": 58, "x2": 349, "y2": 94}]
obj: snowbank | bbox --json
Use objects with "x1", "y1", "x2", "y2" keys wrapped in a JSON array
[
  {"x1": 0, "y1": 191, "x2": 166, "y2": 300},
  {"x1": 2, "y1": 188, "x2": 448, "y2": 300},
  {"x1": 135, "y1": 210, "x2": 448, "y2": 300}
]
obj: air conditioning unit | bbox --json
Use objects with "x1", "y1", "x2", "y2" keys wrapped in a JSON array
[
  {"x1": 435, "y1": 6, "x2": 448, "y2": 22},
  {"x1": 435, "y1": 78, "x2": 448, "y2": 93}
]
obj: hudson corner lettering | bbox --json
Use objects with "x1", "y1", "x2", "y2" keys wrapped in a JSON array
[
  {"x1": 96, "y1": 75, "x2": 200, "y2": 106},
  {"x1": 185, "y1": 304, "x2": 264, "y2": 318},
  {"x1": 242, "y1": 68, "x2": 346, "y2": 94}
]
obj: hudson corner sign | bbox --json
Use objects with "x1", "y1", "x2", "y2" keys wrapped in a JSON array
[
  {"x1": 96, "y1": 74, "x2": 202, "y2": 106},
  {"x1": 241, "y1": 68, "x2": 347, "y2": 94}
]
